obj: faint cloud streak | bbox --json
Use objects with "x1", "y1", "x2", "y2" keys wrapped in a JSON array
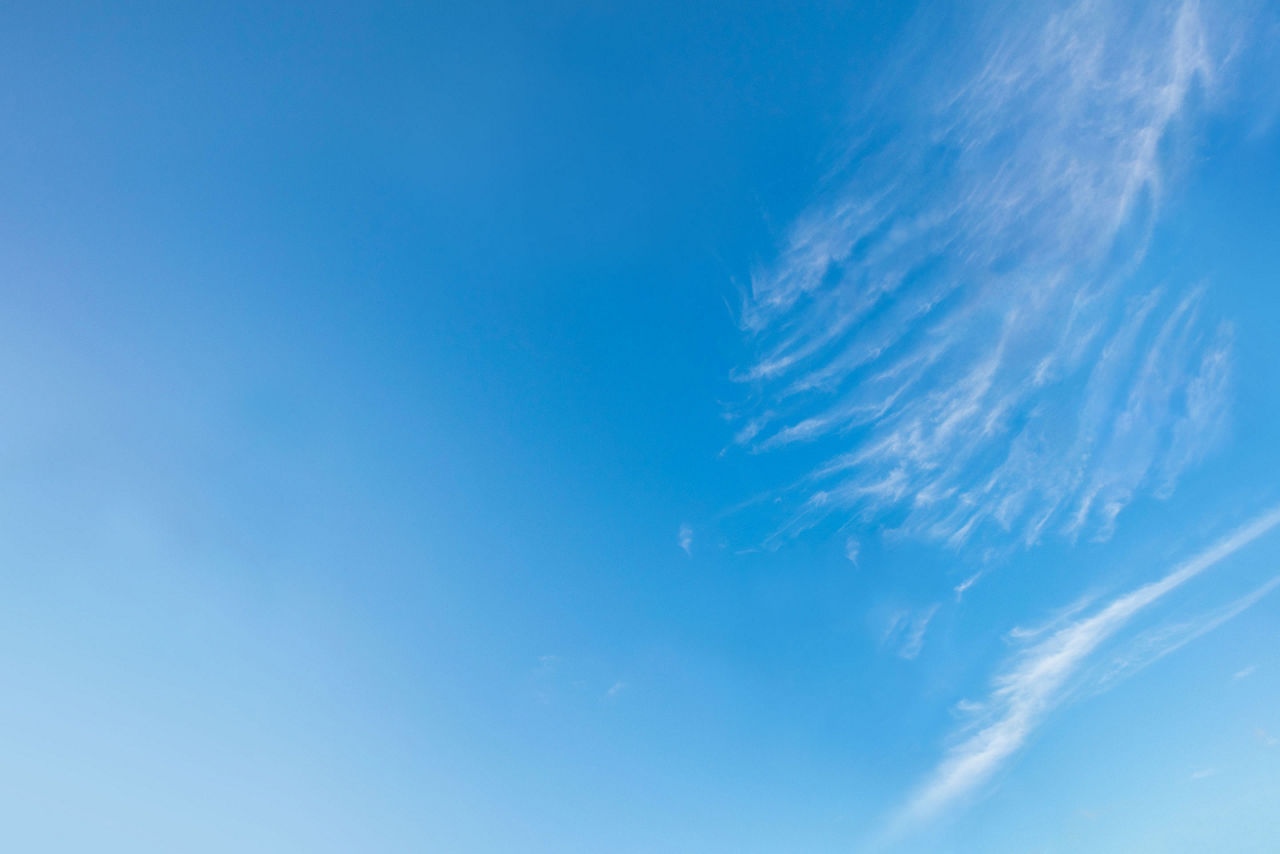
[
  {"x1": 888, "y1": 502, "x2": 1280, "y2": 834},
  {"x1": 678, "y1": 523, "x2": 693, "y2": 555}
]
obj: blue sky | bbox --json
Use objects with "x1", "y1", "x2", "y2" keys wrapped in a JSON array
[{"x1": 3, "y1": 1, "x2": 1280, "y2": 851}]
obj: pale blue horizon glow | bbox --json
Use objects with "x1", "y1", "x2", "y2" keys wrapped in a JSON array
[{"x1": 3, "y1": 1, "x2": 1280, "y2": 852}]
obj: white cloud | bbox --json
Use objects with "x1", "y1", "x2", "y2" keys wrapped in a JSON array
[
  {"x1": 1233, "y1": 664, "x2": 1256, "y2": 680},
  {"x1": 1092, "y1": 574, "x2": 1280, "y2": 694},
  {"x1": 882, "y1": 604, "x2": 940, "y2": 660},
  {"x1": 730, "y1": 0, "x2": 1246, "y2": 556},
  {"x1": 844, "y1": 536, "x2": 860, "y2": 565},
  {"x1": 606, "y1": 680, "x2": 627, "y2": 699},
  {"x1": 678, "y1": 523, "x2": 693, "y2": 555},
  {"x1": 888, "y1": 503, "x2": 1280, "y2": 833},
  {"x1": 954, "y1": 572, "x2": 982, "y2": 601},
  {"x1": 1189, "y1": 767, "x2": 1218, "y2": 780}
]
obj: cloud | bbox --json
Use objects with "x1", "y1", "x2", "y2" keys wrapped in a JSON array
[
  {"x1": 882, "y1": 604, "x2": 940, "y2": 660},
  {"x1": 1233, "y1": 665, "x2": 1256, "y2": 680},
  {"x1": 1091, "y1": 574, "x2": 1280, "y2": 694},
  {"x1": 678, "y1": 523, "x2": 693, "y2": 555},
  {"x1": 888, "y1": 503, "x2": 1280, "y2": 833},
  {"x1": 729, "y1": 0, "x2": 1247, "y2": 555},
  {"x1": 953, "y1": 572, "x2": 982, "y2": 601},
  {"x1": 1189, "y1": 767, "x2": 1218, "y2": 780},
  {"x1": 606, "y1": 680, "x2": 627, "y2": 699},
  {"x1": 844, "y1": 536, "x2": 860, "y2": 565}
]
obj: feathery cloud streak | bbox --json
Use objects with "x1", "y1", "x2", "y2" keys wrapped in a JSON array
[
  {"x1": 733, "y1": 0, "x2": 1245, "y2": 553},
  {"x1": 891, "y1": 503, "x2": 1280, "y2": 830}
]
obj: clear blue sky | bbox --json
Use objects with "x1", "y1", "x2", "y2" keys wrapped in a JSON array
[{"x1": 3, "y1": 1, "x2": 1280, "y2": 851}]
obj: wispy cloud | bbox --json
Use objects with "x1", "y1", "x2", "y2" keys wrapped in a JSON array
[
  {"x1": 888, "y1": 503, "x2": 1280, "y2": 832},
  {"x1": 953, "y1": 572, "x2": 983, "y2": 602},
  {"x1": 882, "y1": 604, "x2": 940, "y2": 660},
  {"x1": 1233, "y1": 664, "x2": 1256, "y2": 680},
  {"x1": 730, "y1": 0, "x2": 1247, "y2": 558},
  {"x1": 1092, "y1": 573, "x2": 1280, "y2": 694},
  {"x1": 844, "y1": 536, "x2": 860, "y2": 565},
  {"x1": 678, "y1": 523, "x2": 693, "y2": 555}
]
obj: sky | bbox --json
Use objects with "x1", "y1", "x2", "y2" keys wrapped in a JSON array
[{"x1": 3, "y1": 1, "x2": 1280, "y2": 851}]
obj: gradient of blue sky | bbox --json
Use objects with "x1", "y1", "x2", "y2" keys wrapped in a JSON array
[{"x1": 3, "y1": 1, "x2": 1280, "y2": 852}]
